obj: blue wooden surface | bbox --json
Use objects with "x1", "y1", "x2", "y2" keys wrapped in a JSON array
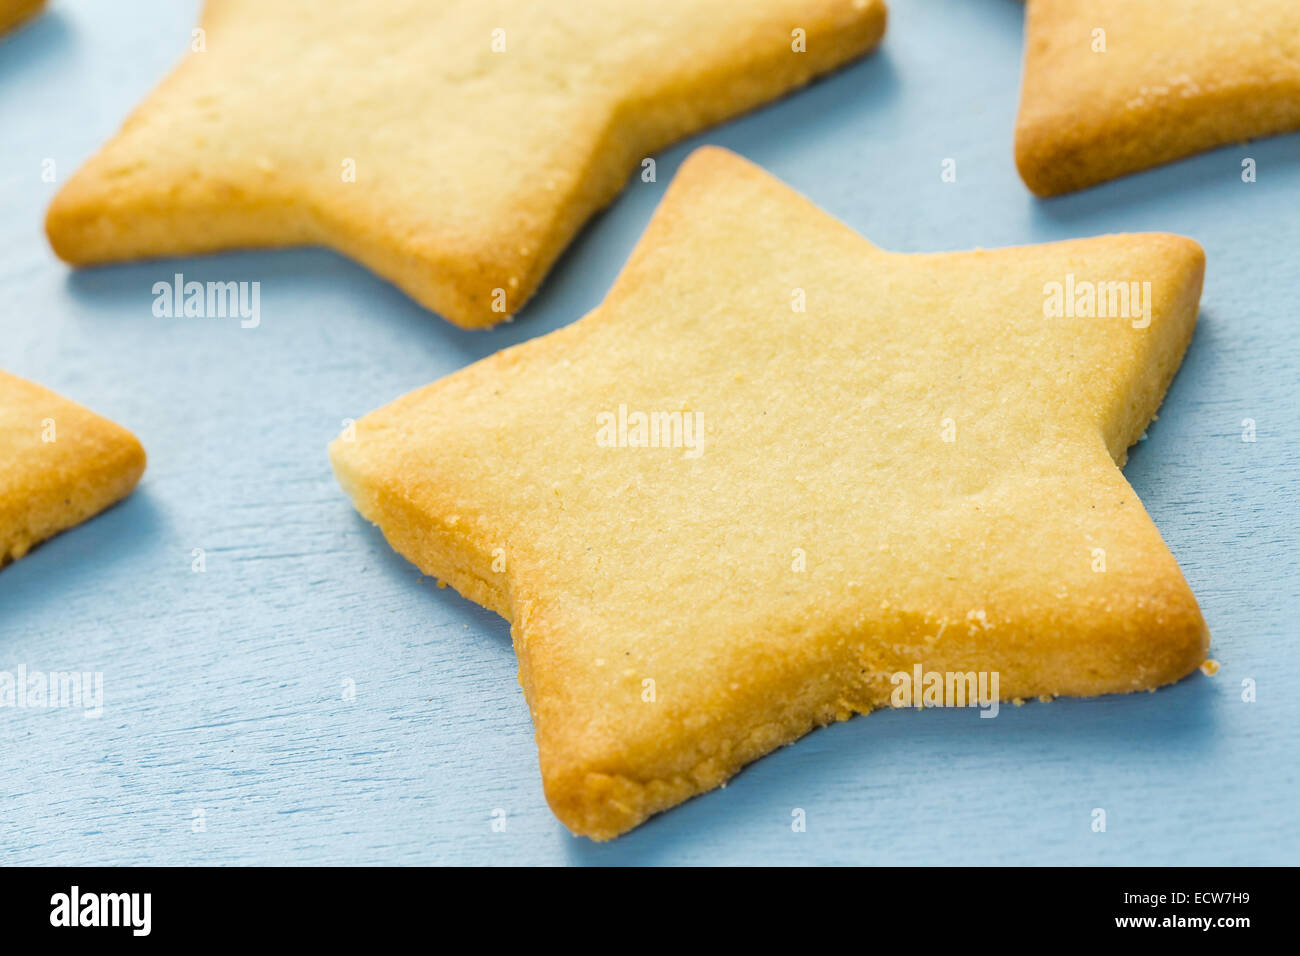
[{"x1": 2, "y1": 0, "x2": 1297, "y2": 866}]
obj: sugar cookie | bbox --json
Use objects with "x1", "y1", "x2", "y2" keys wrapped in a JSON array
[
  {"x1": 331, "y1": 147, "x2": 1209, "y2": 839},
  {"x1": 1, "y1": 371, "x2": 145, "y2": 568},
  {"x1": 1016, "y1": 0, "x2": 1300, "y2": 195},
  {"x1": 47, "y1": 0, "x2": 887, "y2": 328}
]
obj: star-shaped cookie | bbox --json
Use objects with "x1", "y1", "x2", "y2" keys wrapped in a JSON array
[
  {"x1": 1, "y1": 370, "x2": 146, "y2": 568},
  {"x1": 1016, "y1": 0, "x2": 1300, "y2": 195},
  {"x1": 0, "y1": 0, "x2": 44, "y2": 36},
  {"x1": 45, "y1": 0, "x2": 887, "y2": 328},
  {"x1": 331, "y1": 148, "x2": 1210, "y2": 839}
]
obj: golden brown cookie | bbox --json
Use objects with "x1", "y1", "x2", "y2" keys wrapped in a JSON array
[
  {"x1": 0, "y1": 370, "x2": 146, "y2": 568},
  {"x1": 1016, "y1": 0, "x2": 1300, "y2": 195},
  {"x1": 331, "y1": 147, "x2": 1209, "y2": 840},
  {"x1": 46, "y1": 0, "x2": 887, "y2": 328},
  {"x1": 0, "y1": 0, "x2": 44, "y2": 36}
]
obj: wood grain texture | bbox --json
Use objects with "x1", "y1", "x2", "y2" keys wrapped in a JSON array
[{"x1": 1, "y1": 0, "x2": 1296, "y2": 864}]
